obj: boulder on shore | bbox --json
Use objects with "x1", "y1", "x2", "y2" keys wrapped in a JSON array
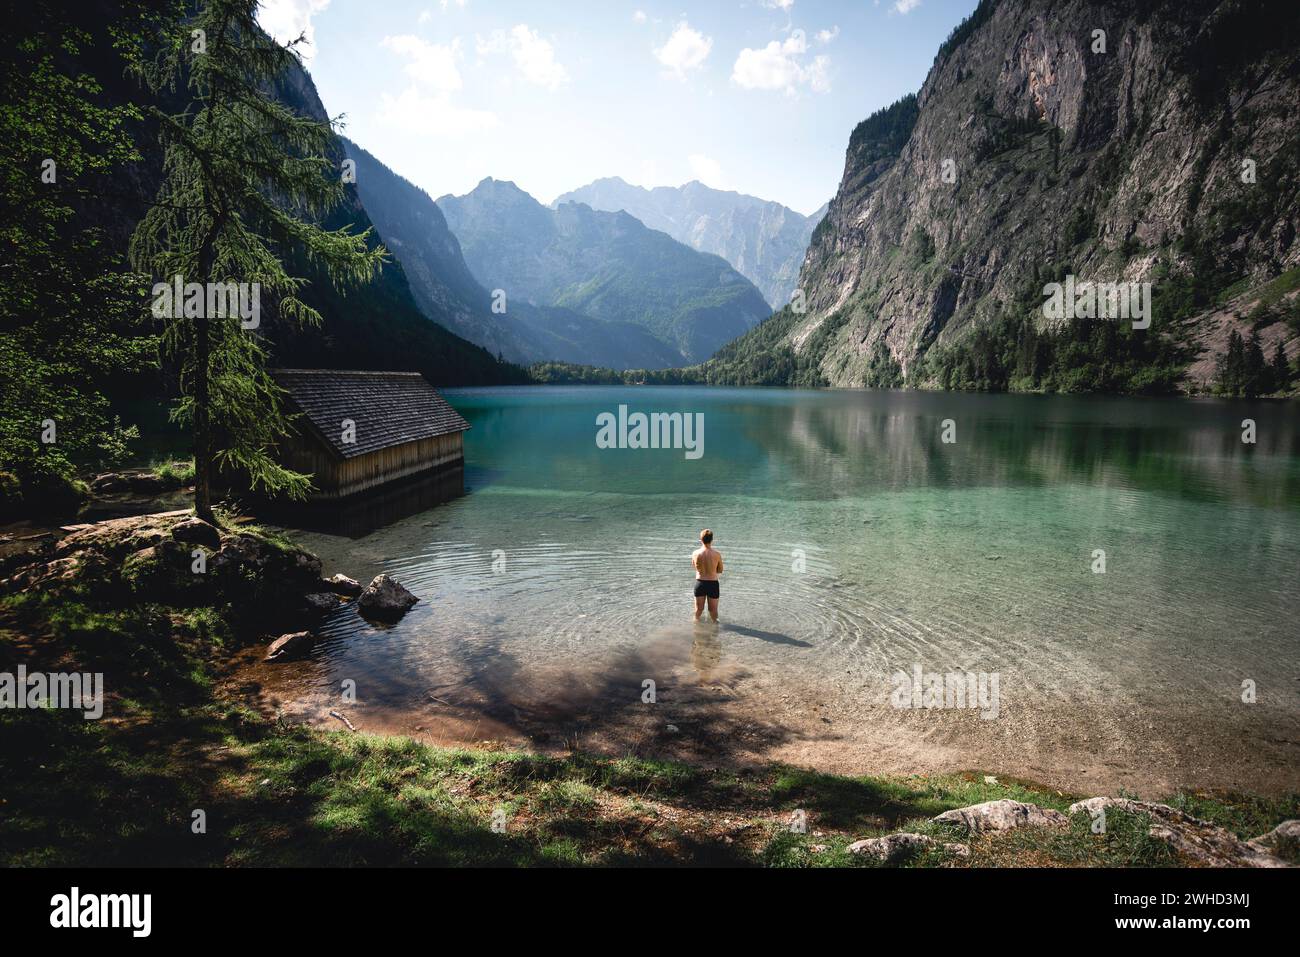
[
  {"x1": 358, "y1": 574, "x2": 419, "y2": 622},
  {"x1": 265, "y1": 631, "x2": 316, "y2": 662},
  {"x1": 1248, "y1": 819, "x2": 1300, "y2": 855},
  {"x1": 847, "y1": 832, "x2": 970, "y2": 863},
  {"x1": 170, "y1": 517, "x2": 222, "y2": 552},
  {"x1": 1070, "y1": 797, "x2": 1289, "y2": 867},
  {"x1": 933, "y1": 799, "x2": 1069, "y2": 835}
]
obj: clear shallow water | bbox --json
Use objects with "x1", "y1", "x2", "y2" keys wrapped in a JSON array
[{"x1": 232, "y1": 387, "x2": 1300, "y2": 794}]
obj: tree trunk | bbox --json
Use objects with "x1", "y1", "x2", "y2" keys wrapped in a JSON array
[
  {"x1": 194, "y1": 307, "x2": 214, "y2": 524},
  {"x1": 193, "y1": 216, "x2": 222, "y2": 526}
]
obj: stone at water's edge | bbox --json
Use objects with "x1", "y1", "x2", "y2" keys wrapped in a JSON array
[
  {"x1": 303, "y1": 592, "x2": 340, "y2": 616},
  {"x1": 358, "y1": 574, "x2": 419, "y2": 622},
  {"x1": 325, "y1": 573, "x2": 363, "y2": 597},
  {"x1": 932, "y1": 799, "x2": 1069, "y2": 834},
  {"x1": 265, "y1": 631, "x2": 316, "y2": 662},
  {"x1": 1069, "y1": 797, "x2": 1289, "y2": 868}
]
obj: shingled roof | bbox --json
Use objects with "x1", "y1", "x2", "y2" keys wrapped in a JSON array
[{"x1": 273, "y1": 370, "x2": 470, "y2": 459}]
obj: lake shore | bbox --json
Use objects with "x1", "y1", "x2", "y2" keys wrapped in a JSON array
[
  {"x1": 221, "y1": 621, "x2": 1300, "y2": 801},
  {"x1": 3, "y1": 509, "x2": 1296, "y2": 867}
]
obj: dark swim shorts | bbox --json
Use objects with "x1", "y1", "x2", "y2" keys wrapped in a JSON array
[{"x1": 693, "y1": 579, "x2": 720, "y2": 599}]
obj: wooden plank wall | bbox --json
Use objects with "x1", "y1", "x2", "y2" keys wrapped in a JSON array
[{"x1": 278, "y1": 432, "x2": 464, "y2": 501}]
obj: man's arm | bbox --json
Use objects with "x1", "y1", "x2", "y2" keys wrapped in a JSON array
[{"x1": 715, "y1": 552, "x2": 724, "y2": 574}]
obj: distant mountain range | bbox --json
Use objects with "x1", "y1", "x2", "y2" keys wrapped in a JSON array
[
  {"x1": 437, "y1": 178, "x2": 773, "y2": 364},
  {"x1": 554, "y1": 178, "x2": 827, "y2": 311},
  {"x1": 342, "y1": 140, "x2": 681, "y2": 371}
]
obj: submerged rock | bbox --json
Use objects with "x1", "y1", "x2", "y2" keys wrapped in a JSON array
[
  {"x1": 358, "y1": 574, "x2": 419, "y2": 622},
  {"x1": 847, "y1": 832, "x2": 969, "y2": 863},
  {"x1": 265, "y1": 631, "x2": 315, "y2": 662},
  {"x1": 325, "y1": 573, "x2": 363, "y2": 597},
  {"x1": 933, "y1": 799, "x2": 1069, "y2": 834},
  {"x1": 1070, "y1": 797, "x2": 1289, "y2": 868}
]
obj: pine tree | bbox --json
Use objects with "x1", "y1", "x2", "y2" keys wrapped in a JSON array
[
  {"x1": 1270, "y1": 341, "x2": 1291, "y2": 393},
  {"x1": 1244, "y1": 330, "x2": 1266, "y2": 398},
  {"x1": 128, "y1": 0, "x2": 386, "y2": 521},
  {"x1": 1216, "y1": 329, "x2": 1245, "y2": 395}
]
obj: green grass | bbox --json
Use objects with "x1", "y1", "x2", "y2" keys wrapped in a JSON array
[
  {"x1": 151, "y1": 458, "x2": 195, "y2": 487},
  {"x1": 3, "y1": 683, "x2": 1297, "y2": 867}
]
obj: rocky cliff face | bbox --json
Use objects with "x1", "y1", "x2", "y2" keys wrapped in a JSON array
[{"x1": 752, "y1": 0, "x2": 1300, "y2": 391}]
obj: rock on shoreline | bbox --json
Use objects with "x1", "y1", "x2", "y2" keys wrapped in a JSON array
[
  {"x1": 358, "y1": 574, "x2": 419, "y2": 622},
  {"x1": 911, "y1": 796, "x2": 1294, "y2": 867}
]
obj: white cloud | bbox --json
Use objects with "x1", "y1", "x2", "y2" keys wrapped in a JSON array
[
  {"x1": 731, "y1": 30, "x2": 830, "y2": 95},
  {"x1": 379, "y1": 28, "x2": 500, "y2": 138},
  {"x1": 688, "y1": 154, "x2": 724, "y2": 188},
  {"x1": 382, "y1": 34, "x2": 464, "y2": 93},
  {"x1": 762, "y1": 0, "x2": 795, "y2": 10},
  {"x1": 477, "y1": 25, "x2": 569, "y2": 90},
  {"x1": 816, "y1": 26, "x2": 840, "y2": 44},
  {"x1": 633, "y1": 10, "x2": 647, "y2": 24},
  {"x1": 894, "y1": 0, "x2": 922, "y2": 14},
  {"x1": 256, "y1": 0, "x2": 330, "y2": 63},
  {"x1": 376, "y1": 86, "x2": 499, "y2": 137},
  {"x1": 654, "y1": 21, "x2": 712, "y2": 78}
]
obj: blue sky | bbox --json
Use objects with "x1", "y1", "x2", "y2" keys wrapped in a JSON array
[{"x1": 258, "y1": 0, "x2": 980, "y2": 215}]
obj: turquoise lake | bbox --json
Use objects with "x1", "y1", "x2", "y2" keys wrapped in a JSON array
[{"x1": 232, "y1": 387, "x2": 1300, "y2": 795}]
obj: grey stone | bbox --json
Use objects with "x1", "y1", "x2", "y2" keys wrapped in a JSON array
[
  {"x1": 1248, "y1": 819, "x2": 1300, "y2": 853},
  {"x1": 1071, "y1": 797, "x2": 1288, "y2": 868},
  {"x1": 325, "y1": 573, "x2": 363, "y2": 597},
  {"x1": 358, "y1": 574, "x2": 419, "y2": 622},
  {"x1": 847, "y1": 832, "x2": 970, "y2": 863},
  {"x1": 171, "y1": 517, "x2": 222, "y2": 552},
  {"x1": 933, "y1": 799, "x2": 1069, "y2": 834},
  {"x1": 265, "y1": 631, "x2": 315, "y2": 662}
]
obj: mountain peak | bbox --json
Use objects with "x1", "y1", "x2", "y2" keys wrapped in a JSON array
[{"x1": 552, "y1": 177, "x2": 821, "y2": 309}]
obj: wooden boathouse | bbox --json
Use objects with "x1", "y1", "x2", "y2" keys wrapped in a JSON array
[{"x1": 271, "y1": 369, "x2": 470, "y2": 502}]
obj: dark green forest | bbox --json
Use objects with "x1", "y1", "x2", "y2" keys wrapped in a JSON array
[{"x1": 0, "y1": 0, "x2": 523, "y2": 518}]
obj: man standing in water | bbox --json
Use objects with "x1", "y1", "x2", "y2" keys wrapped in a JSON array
[{"x1": 692, "y1": 529, "x2": 723, "y2": 622}]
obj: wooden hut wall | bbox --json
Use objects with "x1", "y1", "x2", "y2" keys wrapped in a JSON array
[{"x1": 278, "y1": 432, "x2": 464, "y2": 500}]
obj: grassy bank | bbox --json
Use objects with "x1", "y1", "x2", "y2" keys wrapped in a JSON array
[{"x1": 1, "y1": 522, "x2": 1296, "y2": 868}]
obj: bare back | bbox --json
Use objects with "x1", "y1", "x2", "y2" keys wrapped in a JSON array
[{"x1": 692, "y1": 546, "x2": 723, "y2": 581}]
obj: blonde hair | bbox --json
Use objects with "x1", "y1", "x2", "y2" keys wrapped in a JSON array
[{"x1": 700, "y1": 529, "x2": 713, "y2": 545}]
